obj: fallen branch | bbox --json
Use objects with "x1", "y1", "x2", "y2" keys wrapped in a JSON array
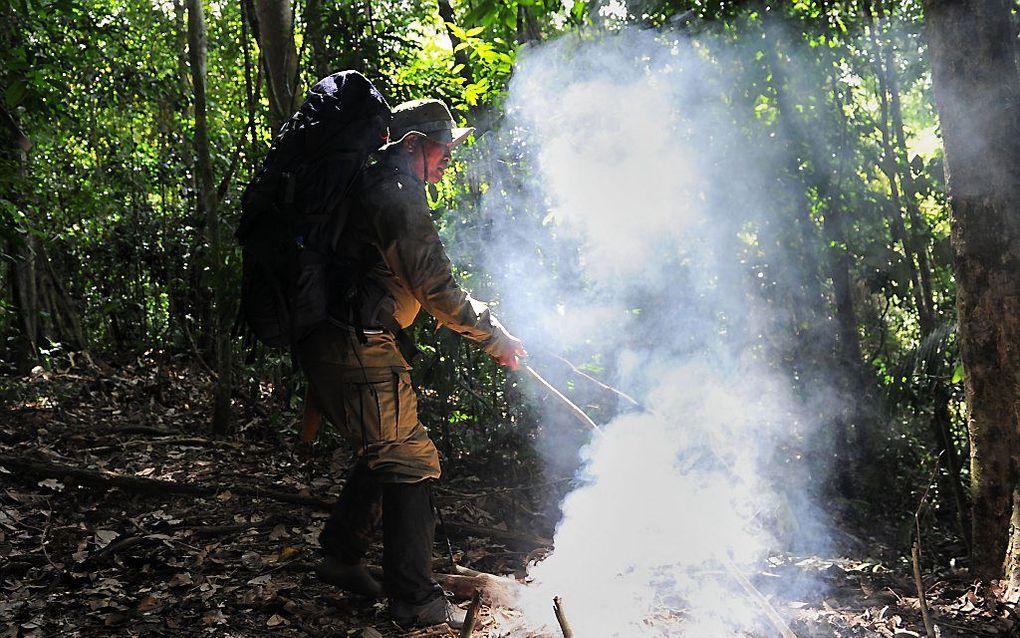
[
  {"x1": 100, "y1": 425, "x2": 179, "y2": 436},
  {"x1": 0, "y1": 454, "x2": 332, "y2": 510},
  {"x1": 0, "y1": 455, "x2": 551, "y2": 549},
  {"x1": 364, "y1": 565, "x2": 519, "y2": 605}
]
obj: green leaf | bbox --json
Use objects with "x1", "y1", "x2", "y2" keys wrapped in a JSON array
[
  {"x1": 464, "y1": 26, "x2": 484, "y2": 38},
  {"x1": 5, "y1": 80, "x2": 28, "y2": 108},
  {"x1": 951, "y1": 364, "x2": 964, "y2": 384}
]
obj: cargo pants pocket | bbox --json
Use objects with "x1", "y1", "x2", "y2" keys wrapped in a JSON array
[
  {"x1": 341, "y1": 367, "x2": 439, "y2": 482},
  {"x1": 341, "y1": 367, "x2": 411, "y2": 451}
]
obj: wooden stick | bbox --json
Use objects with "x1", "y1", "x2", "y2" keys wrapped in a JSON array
[
  {"x1": 546, "y1": 352, "x2": 643, "y2": 410},
  {"x1": 364, "y1": 565, "x2": 519, "y2": 604},
  {"x1": 912, "y1": 454, "x2": 941, "y2": 638},
  {"x1": 721, "y1": 557, "x2": 797, "y2": 638},
  {"x1": 912, "y1": 542, "x2": 935, "y2": 638},
  {"x1": 522, "y1": 364, "x2": 602, "y2": 434},
  {"x1": 460, "y1": 589, "x2": 483, "y2": 638},
  {"x1": 553, "y1": 596, "x2": 573, "y2": 638}
]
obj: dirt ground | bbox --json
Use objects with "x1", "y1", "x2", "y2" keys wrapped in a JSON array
[{"x1": 1, "y1": 354, "x2": 1015, "y2": 637}]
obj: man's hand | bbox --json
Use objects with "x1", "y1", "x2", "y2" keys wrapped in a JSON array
[{"x1": 492, "y1": 334, "x2": 527, "y2": 370}]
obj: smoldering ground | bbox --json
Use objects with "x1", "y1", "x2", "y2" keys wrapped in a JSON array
[{"x1": 449, "y1": 17, "x2": 868, "y2": 637}]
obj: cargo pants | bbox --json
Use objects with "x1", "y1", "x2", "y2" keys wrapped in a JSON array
[{"x1": 298, "y1": 321, "x2": 444, "y2": 605}]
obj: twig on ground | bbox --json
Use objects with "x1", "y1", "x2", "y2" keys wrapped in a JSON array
[
  {"x1": 913, "y1": 453, "x2": 942, "y2": 638},
  {"x1": 553, "y1": 596, "x2": 573, "y2": 638},
  {"x1": 39, "y1": 501, "x2": 61, "y2": 572},
  {"x1": 459, "y1": 590, "x2": 483, "y2": 638},
  {"x1": 95, "y1": 536, "x2": 146, "y2": 561}
]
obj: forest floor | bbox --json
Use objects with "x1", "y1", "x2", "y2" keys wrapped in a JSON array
[{"x1": 1, "y1": 354, "x2": 1016, "y2": 638}]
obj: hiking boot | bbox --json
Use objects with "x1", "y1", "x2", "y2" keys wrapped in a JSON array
[
  {"x1": 314, "y1": 557, "x2": 384, "y2": 598},
  {"x1": 390, "y1": 595, "x2": 467, "y2": 629}
]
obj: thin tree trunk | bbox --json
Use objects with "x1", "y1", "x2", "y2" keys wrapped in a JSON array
[
  {"x1": 924, "y1": 0, "x2": 1020, "y2": 581},
  {"x1": 187, "y1": 0, "x2": 232, "y2": 433},
  {"x1": 437, "y1": 0, "x2": 475, "y2": 87},
  {"x1": 303, "y1": 0, "x2": 330, "y2": 81},
  {"x1": 8, "y1": 236, "x2": 39, "y2": 367},
  {"x1": 3, "y1": 100, "x2": 40, "y2": 369},
  {"x1": 885, "y1": 41, "x2": 937, "y2": 322},
  {"x1": 250, "y1": 0, "x2": 300, "y2": 132}
]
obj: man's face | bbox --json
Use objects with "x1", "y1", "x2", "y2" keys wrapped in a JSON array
[{"x1": 405, "y1": 135, "x2": 453, "y2": 183}]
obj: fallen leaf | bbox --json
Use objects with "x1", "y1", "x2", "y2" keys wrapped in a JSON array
[
  {"x1": 168, "y1": 572, "x2": 193, "y2": 588},
  {"x1": 266, "y1": 614, "x2": 287, "y2": 627},
  {"x1": 137, "y1": 595, "x2": 160, "y2": 612},
  {"x1": 269, "y1": 524, "x2": 288, "y2": 540},
  {"x1": 95, "y1": 530, "x2": 119, "y2": 548},
  {"x1": 103, "y1": 612, "x2": 131, "y2": 626},
  {"x1": 217, "y1": 490, "x2": 233, "y2": 501},
  {"x1": 279, "y1": 546, "x2": 301, "y2": 561},
  {"x1": 37, "y1": 479, "x2": 63, "y2": 492},
  {"x1": 241, "y1": 551, "x2": 262, "y2": 569},
  {"x1": 202, "y1": 609, "x2": 227, "y2": 625},
  {"x1": 135, "y1": 467, "x2": 155, "y2": 477}
]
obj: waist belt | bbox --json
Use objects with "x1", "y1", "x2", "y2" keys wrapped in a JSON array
[{"x1": 327, "y1": 316, "x2": 386, "y2": 335}]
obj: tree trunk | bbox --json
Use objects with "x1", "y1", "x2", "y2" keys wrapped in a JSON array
[
  {"x1": 187, "y1": 0, "x2": 232, "y2": 433},
  {"x1": 437, "y1": 0, "x2": 475, "y2": 87},
  {"x1": 924, "y1": 0, "x2": 1020, "y2": 582},
  {"x1": 249, "y1": 0, "x2": 300, "y2": 132},
  {"x1": 303, "y1": 0, "x2": 330, "y2": 81}
]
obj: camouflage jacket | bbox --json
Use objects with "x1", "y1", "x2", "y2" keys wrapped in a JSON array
[{"x1": 329, "y1": 158, "x2": 512, "y2": 357}]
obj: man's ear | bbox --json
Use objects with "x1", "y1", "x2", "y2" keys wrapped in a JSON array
[{"x1": 401, "y1": 135, "x2": 421, "y2": 154}]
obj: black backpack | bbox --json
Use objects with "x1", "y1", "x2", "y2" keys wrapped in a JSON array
[{"x1": 235, "y1": 71, "x2": 391, "y2": 350}]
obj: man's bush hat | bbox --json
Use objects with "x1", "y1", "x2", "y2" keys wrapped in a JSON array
[{"x1": 381, "y1": 99, "x2": 474, "y2": 150}]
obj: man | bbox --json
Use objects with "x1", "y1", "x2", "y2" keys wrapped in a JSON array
[{"x1": 297, "y1": 98, "x2": 525, "y2": 628}]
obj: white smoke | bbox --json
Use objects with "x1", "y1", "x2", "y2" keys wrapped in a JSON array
[{"x1": 460, "y1": 23, "x2": 835, "y2": 637}]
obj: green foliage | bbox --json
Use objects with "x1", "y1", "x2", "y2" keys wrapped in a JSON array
[{"x1": 0, "y1": 0, "x2": 968, "y2": 512}]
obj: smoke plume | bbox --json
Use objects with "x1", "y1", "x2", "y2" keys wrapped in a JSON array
[{"x1": 458, "y1": 21, "x2": 841, "y2": 636}]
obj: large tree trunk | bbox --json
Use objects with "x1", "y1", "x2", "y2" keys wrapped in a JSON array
[
  {"x1": 187, "y1": 0, "x2": 232, "y2": 433},
  {"x1": 923, "y1": 0, "x2": 1020, "y2": 583},
  {"x1": 249, "y1": 0, "x2": 301, "y2": 132}
]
